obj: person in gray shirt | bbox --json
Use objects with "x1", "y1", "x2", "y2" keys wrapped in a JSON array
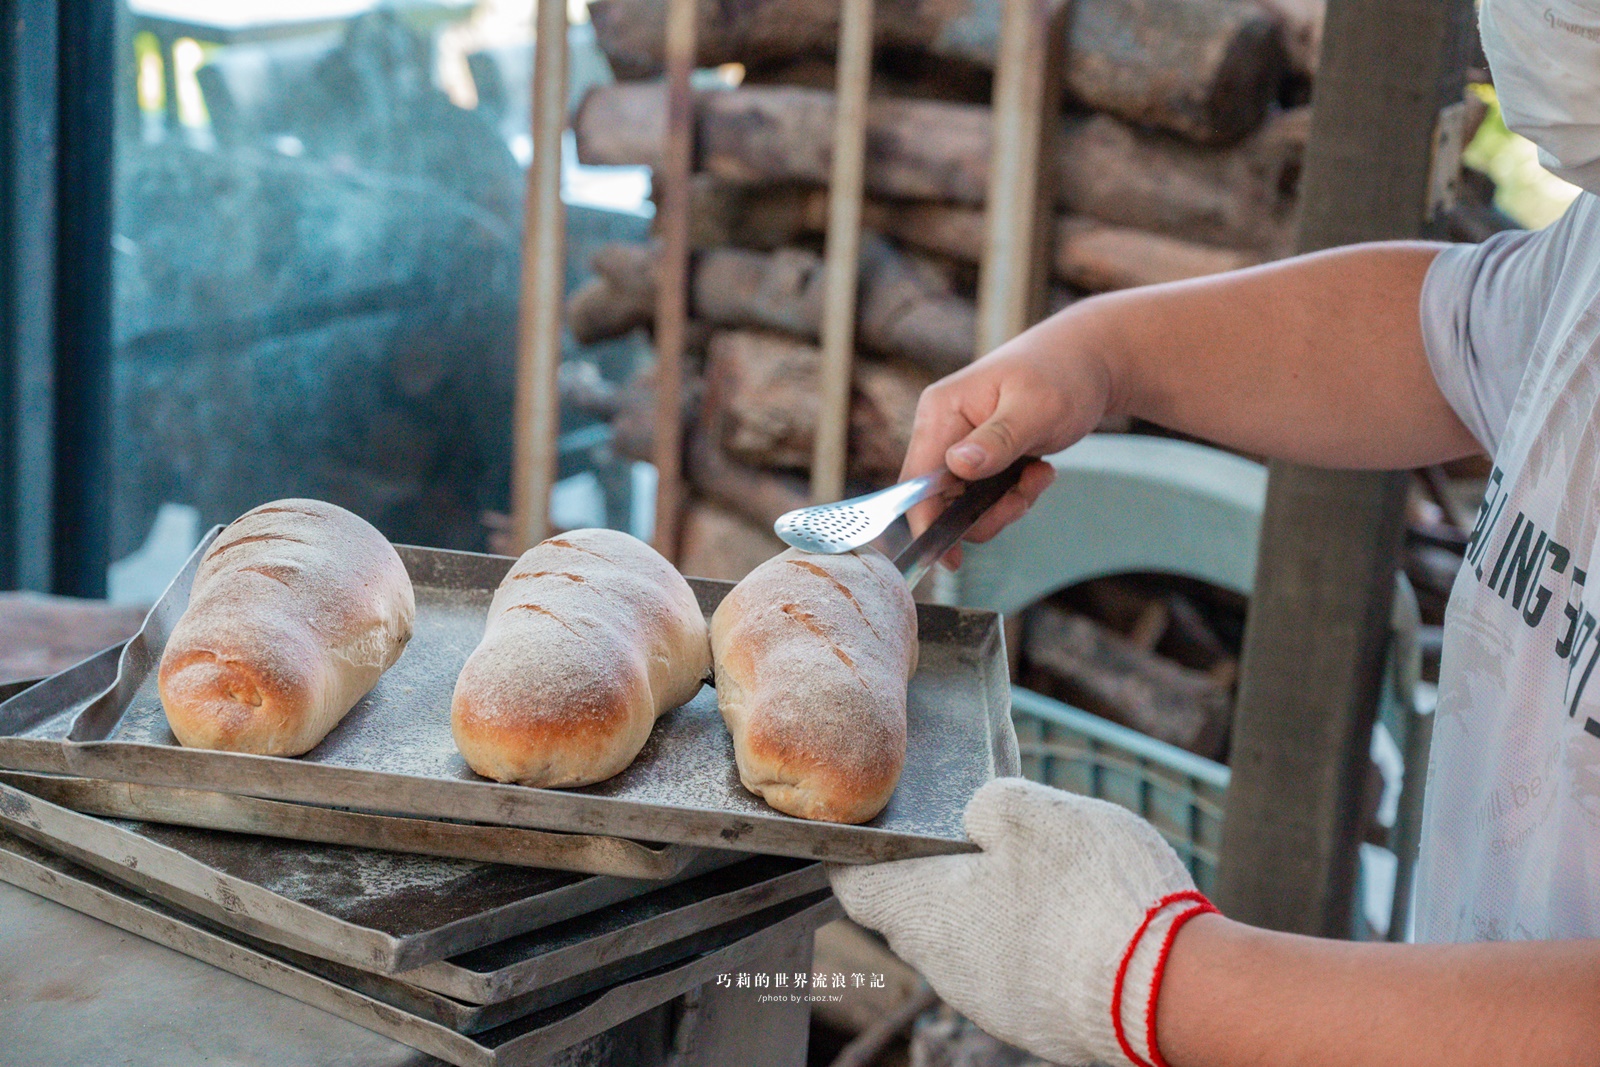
[{"x1": 827, "y1": 2, "x2": 1600, "y2": 1065}]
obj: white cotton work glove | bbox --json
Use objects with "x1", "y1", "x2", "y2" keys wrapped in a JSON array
[{"x1": 828, "y1": 777, "x2": 1215, "y2": 1067}]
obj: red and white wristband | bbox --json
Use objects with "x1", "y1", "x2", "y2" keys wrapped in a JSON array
[{"x1": 1110, "y1": 890, "x2": 1218, "y2": 1067}]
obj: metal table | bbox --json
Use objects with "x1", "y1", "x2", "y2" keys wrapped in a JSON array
[
  {"x1": 0, "y1": 879, "x2": 815, "y2": 1065},
  {"x1": 0, "y1": 879, "x2": 435, "y2": 1066}
]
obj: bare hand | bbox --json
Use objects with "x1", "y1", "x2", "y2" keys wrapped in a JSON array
[
  {"x1": 903, "y1": 242, "x2": 1471, "y2": 569},
  {"x1": 901, "y1": 310, "x2": 1116, "y2": 565}
]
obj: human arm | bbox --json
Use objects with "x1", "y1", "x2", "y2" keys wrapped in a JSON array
[
  {"x1": 1158, "y1": 912, "x2": 1600, "y2": 1067},
  {"x1": 903, "y1": 241, "x2": 1481, "y2": 548},
  {"x1": 830, "y1": 779, "x2": 1600, "y2": 1067}
]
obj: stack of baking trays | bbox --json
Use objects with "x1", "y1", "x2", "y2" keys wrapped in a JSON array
[{"x1": 0, "y1": 535, "x2": 1017, "y2": 1065}]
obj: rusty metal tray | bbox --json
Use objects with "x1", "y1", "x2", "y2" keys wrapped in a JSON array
[
  {"x1": 2, "y1": 771, "x2": 825, "y2": 1003},
  {"x1": 0, "y1": 645, "x2": 717, "y2": 879},
  {"x1": 0, "y1": 766, "x2": 714, "y2": 879},
  {"x1": 0, "y1": 828, "x2": 824, "y2": 1034},
  {"x1": 401, "y1": 855, "x2": 825, "y2": 1004},
  {"x1": 0, "y1": 780, "x2": 739, "y2": 974},
  {"x1": 0, "y1": 827, "x2": 840, "y2": 1067},
  {"x1": 0, "y1": 534, "x2": 1018, "y2": 864}
]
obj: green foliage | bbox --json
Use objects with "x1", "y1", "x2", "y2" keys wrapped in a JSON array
[{"x1": 1462, "y1": 83, "x2": 1581, "y2": 230}]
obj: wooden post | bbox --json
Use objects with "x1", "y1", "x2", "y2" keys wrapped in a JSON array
[
  {"x1": 976, "y1": 0, "x2": 1066, "y2": 354},
  {"x1": 1213, "y1": 0, "x2": 1475, "y2": 937},
  {"x1": 809, "y1": 0, "x2": 874, "y2": 504},
  {"x1": 650, "y1": 0, "x2": 696, "y2": 559},
  {"x1": 510, "y1": 0, "x2": 569, "y2": 553}
]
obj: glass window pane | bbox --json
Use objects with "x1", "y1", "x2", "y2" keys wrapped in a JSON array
[{"x1": 111, "y1": 0, "x2": 648, "y2": 578}]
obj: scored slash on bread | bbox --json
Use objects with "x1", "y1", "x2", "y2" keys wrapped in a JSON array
[
  {"x1": 158, "y1": 503, "x2": 915, "y2": 829},
  {"x1": 450, "y1": 528, "x2": 711, "y2": 788},
  {"x1": 710, "y1": 547, "x2": 917, "y2": 824},
  {"x1": 157, "y1": 499, "x2": 416, "y2": 756}
]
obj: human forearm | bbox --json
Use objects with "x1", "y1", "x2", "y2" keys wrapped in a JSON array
[
  {"x1": 898, "y1": 240, "x2": 1480, "y2": 548},
  {"x1": 1042, "y1": 241, "x2": 1479, "y2": 468},
  {"x1": 1158, "y1": 914, "x2": 1600, "y2": 1067}
]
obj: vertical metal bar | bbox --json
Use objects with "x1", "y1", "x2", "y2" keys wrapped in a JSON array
[
  {"x1": 649, "y1": 0, "x2": 696, "y2": 560},
  {"x1": 1387, "y1": 702, "x2": 1433, "y2": 941},
  {"x1": 1187, "y1": 775, "x2": 1203, "y2": 878},
  {"x1": 808, "y1": 0, "x2": 874, "y2": 505},
  {"x1": 976, "y1": 0, "x2": 1062, "y2": 354},
  {"x1": 158, "y1": 34, "x2": 178, "y2": 132},
  {"x1": 0, "y1": 0, "x2": 59, "y2": 592},
  {"x1": 509, "y1": 0, "x2": 569, "y2": 553},
  {"x1": 50, "y1": 0, "x2": 114, "y2": 597}
]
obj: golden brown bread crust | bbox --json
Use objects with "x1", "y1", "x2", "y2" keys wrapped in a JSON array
[
  {"x1": 710, "y1": 547, "x2": 917, "y2": 824},
  {"x1": 157, "y1": 499, "x2": 415, "y2": 756},
  {"x1": 450, "y1": 528, "x2": 711, "y2": 787}
]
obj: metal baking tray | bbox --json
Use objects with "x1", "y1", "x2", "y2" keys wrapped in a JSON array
[
  {"x1": 0, "y1": 673, "x2": 43, "y2": 703},
  {"x1": 0, "y1": 828, "x2": 841, "y2": 1067},
  {"x1": 0, "y1": 767, "x2": 714, "y2": 879},
  {"x1": 401, "y1": 855, "x2": 825, "y2": 1004},
  {"x1": 0, "y1": 780, "x2": 739, "y2": 974},
  {"x1": 3, "y1": 771, "x2": 823, "y2": 1001},
  {"x1": 0, "y1": 646, "x2": 715, "y2": 879},
  {"x1": 0, "y1": 827, "x2": 824, "y2": 1034},
  {"x1": 0, "y1": 534, "x2": 1018, "y2": 864}
]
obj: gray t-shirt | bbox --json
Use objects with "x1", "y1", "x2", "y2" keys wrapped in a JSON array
[
  {"x1": 1422, "y1": 193, "x2": 1598, "y2": 454},
  {"x1": 1414, "y1": 191, "x2": 1600, "y2": 942}
]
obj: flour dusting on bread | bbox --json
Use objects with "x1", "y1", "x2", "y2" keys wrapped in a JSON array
[
  {"x1": 450, "y1": 528, "x2": 711, "y2": 788},
  {"x1": 158, "y1": 498, "x2": 415, "y2": 756},
  {"x1": 711, "y1": 547, "x2": 916, "y2": 823}
]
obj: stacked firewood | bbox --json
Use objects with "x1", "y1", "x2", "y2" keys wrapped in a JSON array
[
  {"x1": 1020, "y1": 574, "x2": 1246, "y2": 761},
  {"x1": 567, "y1": 0, "x2": 1329, "y2": 582}
]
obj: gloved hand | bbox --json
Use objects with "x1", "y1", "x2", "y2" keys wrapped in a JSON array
[{"x1": 828, "y1": 777, "x2": 1215, "y2": 1067}]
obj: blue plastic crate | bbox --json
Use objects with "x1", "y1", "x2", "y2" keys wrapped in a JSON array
[{"x1": 1010, "y1": 687, "x2": 1229, "y2": 895}]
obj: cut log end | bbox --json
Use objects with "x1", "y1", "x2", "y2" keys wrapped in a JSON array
[
  {"x1": 589, "y1": 0, "x2": 1293, "y2": 145},
  {"x1": 574, "y1": 83, "x2": 1308, "y2": 252}
]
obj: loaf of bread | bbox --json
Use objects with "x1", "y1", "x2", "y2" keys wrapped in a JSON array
[
  {"x1": 158, "y1": 499, "x2": 415, "y2": 756},
  {"x1": 711, "y1": 547, "x2": 918, "y2": 823},
  {"x1": 451, "y1": 528, "x2": 711, "y2": 787}
]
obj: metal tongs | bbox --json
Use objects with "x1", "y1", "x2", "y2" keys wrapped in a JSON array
[{"x1": 773, "y1": 458, "x2": 1033, "y2": 587}]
